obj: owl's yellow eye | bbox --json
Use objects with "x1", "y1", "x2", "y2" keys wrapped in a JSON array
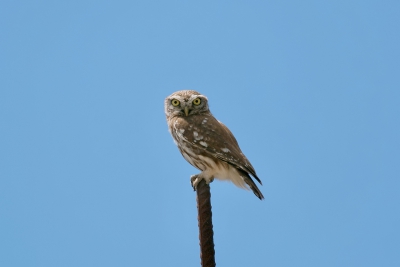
[
  {"x1": 192, "y1": 98, "x2": 201, "y2": 105},
  {"x1": 171, "y1": 99, "x2": 180, "y2": 106}
]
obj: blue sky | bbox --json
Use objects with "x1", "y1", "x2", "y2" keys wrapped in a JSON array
[{"x1": 1, "y1": 1, "x2": 399, "y2": 266}]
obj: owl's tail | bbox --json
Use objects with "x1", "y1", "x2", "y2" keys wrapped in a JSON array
[{"x1": 238, "y1": 169, "x2": 264, "y2": 200}]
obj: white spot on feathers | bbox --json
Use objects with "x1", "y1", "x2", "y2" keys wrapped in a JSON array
[
  {"x1": 194, "y1": 131, "x2": 203, "y2": 140},
  {"x1": 221, "y1": 148, "x2": 230, "y2": 153},
  {"x1": 200, "y1": 141, "x2": 208, "y2": 147}
]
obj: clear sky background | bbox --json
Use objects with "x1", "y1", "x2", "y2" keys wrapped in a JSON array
[{"x1": 1, "y1": 1, "x2": 399, "y2": 266}]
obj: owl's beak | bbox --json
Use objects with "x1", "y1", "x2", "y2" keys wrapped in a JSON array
[{"x1": 184, "y1": 106, "x2": 189, "y2": 116}]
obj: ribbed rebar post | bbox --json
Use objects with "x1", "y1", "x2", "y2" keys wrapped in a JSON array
[{"x1": 196, "y1": 180, "x2": 216, "y2": 267}]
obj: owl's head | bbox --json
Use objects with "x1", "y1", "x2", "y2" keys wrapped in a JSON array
[{"x1": 164, "y1": 90, "x2": 210, "y2": 118}]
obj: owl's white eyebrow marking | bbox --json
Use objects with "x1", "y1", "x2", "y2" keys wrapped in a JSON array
[
  {"x1": 200, "y1": 141, "x2": 208, "y2": 147},
  {"x1": 221, "y1": 148, "x2": 230, "y2": 153}
]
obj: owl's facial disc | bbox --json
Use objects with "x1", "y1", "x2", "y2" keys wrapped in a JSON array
[{"x1": 165, "y1": 91, "x2": 208, "y2": 118}]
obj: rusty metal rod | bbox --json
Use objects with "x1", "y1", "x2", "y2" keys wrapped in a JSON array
[{"x1": 196, "y1": 179, "x2": 216, "y2": 267}]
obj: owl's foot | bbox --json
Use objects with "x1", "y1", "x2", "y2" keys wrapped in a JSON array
[{"x1": 190, "y1": 174, "x2": 214, "y2": 191}]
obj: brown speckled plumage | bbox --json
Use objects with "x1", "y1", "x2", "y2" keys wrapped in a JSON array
[{"x1": 165, "y1": 90, "x2": 263, "y2": 200}]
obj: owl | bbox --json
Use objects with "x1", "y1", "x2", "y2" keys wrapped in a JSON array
[{"x1": 164, "y1": 90, "x2": 264, "y2": 200}]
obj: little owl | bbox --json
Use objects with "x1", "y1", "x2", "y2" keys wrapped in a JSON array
[{"x1": 164, "y1": 90, "x2": 264, "y2": 200}]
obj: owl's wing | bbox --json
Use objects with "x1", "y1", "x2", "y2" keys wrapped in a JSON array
[
  {"x1": 215, "y1": 120, "x2": 262, "y2": 185},
  {"x1": 179, "y1": 115, "x2": 262, "y2": 185}
]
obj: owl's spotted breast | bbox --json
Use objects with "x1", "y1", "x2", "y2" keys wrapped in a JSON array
[{"x1": 170, "y1": 113, "x2": 261, "y2": 185}]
